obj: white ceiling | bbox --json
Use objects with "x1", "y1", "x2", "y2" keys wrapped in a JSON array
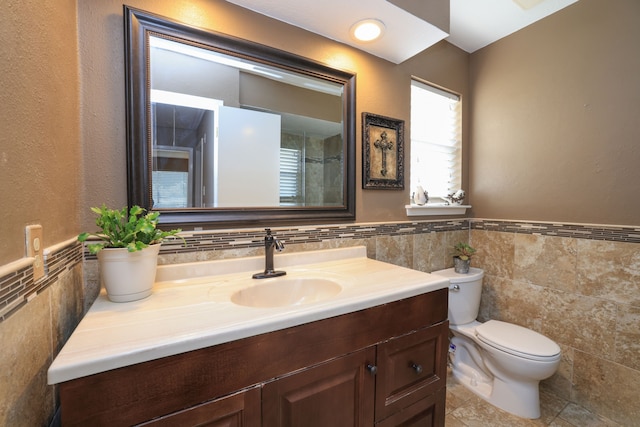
[
  {"x1": 226, "y1": 0, "x2": 579, "y2": 63},
  {"x1": 449, "y1": 0, "x2": 579, "y2": 52}
]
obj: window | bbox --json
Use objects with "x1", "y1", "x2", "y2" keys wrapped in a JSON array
[
  {"x1": 279, "y1": 147, "x2": 303, "y2": 205},
  {"x1": 410, "y1": 79, "x2": 461, "y2": 200},
  {"x1": 152, "y1": 171, "x2": 189, "y2": 208}
]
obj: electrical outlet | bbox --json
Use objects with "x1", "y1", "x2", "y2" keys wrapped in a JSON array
[{"x1": 25, "y1": 225, "x2": 45, "y2": 281}]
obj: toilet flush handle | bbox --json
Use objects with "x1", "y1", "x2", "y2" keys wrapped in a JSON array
[{"x1": 449, "y1": 284, "x2": 460, "y2": 292}]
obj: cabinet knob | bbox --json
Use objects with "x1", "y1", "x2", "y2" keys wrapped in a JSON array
[
  {"x1": 366, "y1": 364, "x2": 378, "y2": 375},
  {"x1": 410, "y1": 363, "x2": 423, "y2": 374}
]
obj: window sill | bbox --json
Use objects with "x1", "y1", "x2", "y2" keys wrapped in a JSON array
[{"x1": 405, "y1": 204, "x2": 471, "y2": 216}]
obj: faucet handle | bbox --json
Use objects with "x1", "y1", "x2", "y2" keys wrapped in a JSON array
[{"x1": 275, "y1": 239, "x2": 285, "y2": 251}]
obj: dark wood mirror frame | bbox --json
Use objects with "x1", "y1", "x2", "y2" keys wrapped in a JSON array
[{"x1": 124, "y1": 6, "x2": 356, "y2": 228}]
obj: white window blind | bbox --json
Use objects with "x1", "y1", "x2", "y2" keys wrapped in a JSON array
[
  {"x1": 410, "y1": 80, "x2": 461, "y2": 199},
  {"x1": 152, "y1": 171, "x2": 189, "y2": 208},
  {"x1": 279, "y1": 147, "x2": 302, "y2": 204}
]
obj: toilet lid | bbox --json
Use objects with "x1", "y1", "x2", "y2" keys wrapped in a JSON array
[{"x1": 475, "y1": 320, "x2": 561, "y2": 360}]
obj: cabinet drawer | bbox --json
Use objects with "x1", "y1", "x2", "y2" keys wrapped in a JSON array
[
  {"x1": 375, "y1": 387, "x2": 445, "y2": 427},
  {"x1": 375, "y1": 321, "x2": 448, "y2": 421},
  {"x1": 137, "y1": 386, "x2": 261, "y2": 427}
]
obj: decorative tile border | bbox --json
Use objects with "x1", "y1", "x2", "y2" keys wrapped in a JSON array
[
  {"x1": 43, "y1": 240, "x2": 84, "y2": 290},
  {"x1": 155, "y1": 219, "x2": 471, "y2": 255},
  {"x1": 471, "y1": 219, "x2": 640, "y2": 243},
  {"x1": 0, "y1": 240, "x2": 82, "y2": 322},
  {"x1": 0, "y1": 263, "x2": 34, "y2": 321},
  {"x1": 77, "y1": 220, "x2": 470, "y2": 258}
]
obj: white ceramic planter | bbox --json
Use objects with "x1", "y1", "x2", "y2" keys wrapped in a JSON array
[{"x1": 97, "y1": 244, "x2": 160, "y2": 302}]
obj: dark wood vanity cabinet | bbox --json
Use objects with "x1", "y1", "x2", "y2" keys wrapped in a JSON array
[{"x1": 58, "y1": 288, "x2": 448, "y2": 427}]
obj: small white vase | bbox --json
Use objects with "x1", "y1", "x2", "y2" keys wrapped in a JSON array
[
  {"x1": 453, "y1": 256, "x2": 470, "y2": 274},
  {"x1": 413, "y1": 185, "x2": 428, "y2": 205},
  {"x1": 97, "y1": 244, "x2": 160, "y2": 302}
]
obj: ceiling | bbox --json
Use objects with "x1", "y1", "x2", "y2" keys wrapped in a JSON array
[{"x1": 225, "y1": 0, "x2": 579, "y2": 63}]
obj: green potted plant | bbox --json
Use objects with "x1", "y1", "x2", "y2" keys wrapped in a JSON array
[
  {"x1": 78, "y1": 205, "x2": 183, "y2": 302},
  {"x1": 453, "y1": 242, "x2": 476, "y2": 274}
]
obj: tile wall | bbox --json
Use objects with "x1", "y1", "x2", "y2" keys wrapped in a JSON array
[
  {"x1": 471, "y1": 220, "x2": 640, "y2": 426},
  {"x1": 0, "y1": 239, "x2": 84, "y2": 426},
  {"x1": 1, "y1": 218, "x2": 638, "y2": 425}
]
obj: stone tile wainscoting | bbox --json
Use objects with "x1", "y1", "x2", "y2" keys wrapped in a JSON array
[
  {"x1": 470, "y1": 220, "x2": 640, "y2": 426},
  {"x1": 1, "y1": 218, "x2": 638, "y2": 426},
  {"x1": 0, "y1": 239, "x2": 85, "y2": 426}
]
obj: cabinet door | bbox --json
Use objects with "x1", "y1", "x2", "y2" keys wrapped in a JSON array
[
  {"x1": 375, "y1": 321, "x2": 448, "y2": 422},
  {"x1": 263, "y1": 348, "x2": 376, "y2": 427},
  {"x1": 375, "y1": 388, "x2": 445, "y2": 427},
  {"x1": 137, "y1": 386, "x2": 261, "y2": 427}
]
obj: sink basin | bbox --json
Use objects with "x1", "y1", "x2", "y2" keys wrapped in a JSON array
[{"x1": 230, "y1": 277, "x2": 342, "y2": 308}]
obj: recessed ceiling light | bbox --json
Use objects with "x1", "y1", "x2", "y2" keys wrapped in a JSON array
[{"x1": 350, "y1": 19, "x2": 385, "y2": 42}]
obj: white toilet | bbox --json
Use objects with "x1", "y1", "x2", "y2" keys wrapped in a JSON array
[{"x1": 432, "y1": 267, "x2": 561, "y2": 419}]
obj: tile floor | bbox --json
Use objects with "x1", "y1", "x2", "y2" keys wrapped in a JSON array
[{"x1": 445, "y1": 368, "x2": 623, "y2": 427}]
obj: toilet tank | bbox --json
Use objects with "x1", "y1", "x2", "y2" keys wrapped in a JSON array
[{"x1": 432, "y1": 267, "x2": 484, "y2": 326}]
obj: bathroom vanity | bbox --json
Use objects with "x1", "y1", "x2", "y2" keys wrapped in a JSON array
[{"x1": 48, "y1": 247, "x2": 449, "y2": 426}]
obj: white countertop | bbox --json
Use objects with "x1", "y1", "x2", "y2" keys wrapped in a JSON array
[{"x1": 48, "y1": 246, "x2": 449, "y2": 384}]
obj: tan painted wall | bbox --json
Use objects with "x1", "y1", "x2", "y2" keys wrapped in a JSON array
[
  {"x1": 76, "y1": 0, "x2": 470, "y2": 231},
  {"x1": 0, "y1": 0, "x2": 81, "y2": 265},
  {"x1": 3, "y1": 0, "x2": 638, "y2": 266},
  {"x1": 469, "y1": 0, "x2": 640, "y2": 225}
]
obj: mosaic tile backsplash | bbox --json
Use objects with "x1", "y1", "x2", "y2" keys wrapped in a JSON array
[
  {"x1": 80, "y1": 220, "x2": 471, "y2": 304},
  {"x1": 0, "y1": 240, "x2": 82, "y2": 321},
  {"x1": 472, "y1": 220, "x2": 640, "y2": 243},
  {"x1": 159, "y1": 219, "x2": 470, "y2": 255}
]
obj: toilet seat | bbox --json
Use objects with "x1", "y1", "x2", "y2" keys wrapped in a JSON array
[{"x1": 475, "y1": 320, "x2": 561, "y2": 362}]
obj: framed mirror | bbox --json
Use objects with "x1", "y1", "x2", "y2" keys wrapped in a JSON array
[{"x1": 124, "y1": 6, "x2": 356, "y2": 227}]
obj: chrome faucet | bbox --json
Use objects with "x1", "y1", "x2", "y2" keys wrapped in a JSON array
[{"x1": 252, "y1": 228, "x2": 286, "y2": 279}]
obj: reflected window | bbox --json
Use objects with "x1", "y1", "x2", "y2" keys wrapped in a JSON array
[
  {"x1": 280, "y1": 147, "x2": 303, "y2": 205},
  {"x1": 152, "y1": 147, "x2": 193, "y2": 208},
  {"x1": 152, "y1": 170, "x2": 189, "y2": 208}
]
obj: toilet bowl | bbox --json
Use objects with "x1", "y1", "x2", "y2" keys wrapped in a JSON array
[{"x1": 432, "y1": 267, "x2": 561, "y2": 419}]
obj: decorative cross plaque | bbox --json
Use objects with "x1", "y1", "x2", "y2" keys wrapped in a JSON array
[
  {"x1": 374, "y1": 131, "x2": 394, "y2": 176},
  {"x1": 362, "y1": 112, "x2": 404, "y2": 190}
]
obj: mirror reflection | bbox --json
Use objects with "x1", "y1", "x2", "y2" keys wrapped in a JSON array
[{"x1": 149, "y1": 36, "x2": 345, "y2": 209}]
